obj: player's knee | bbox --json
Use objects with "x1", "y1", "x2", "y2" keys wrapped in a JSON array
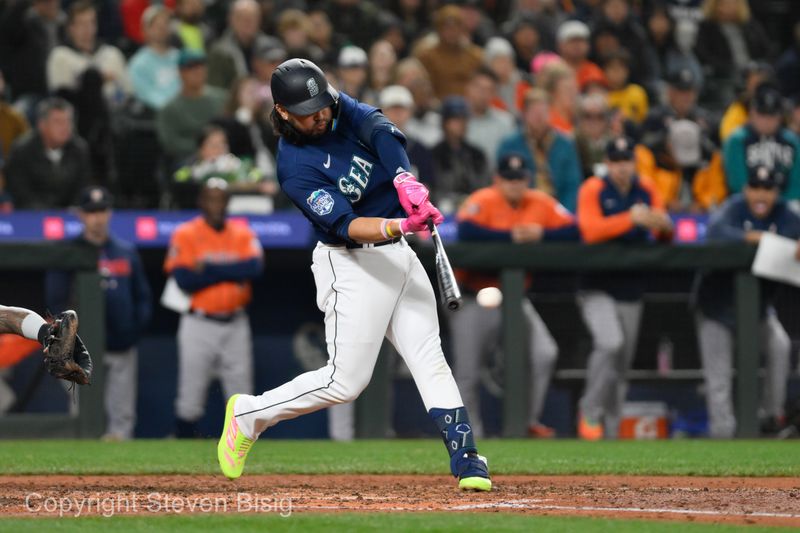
[
  {"x1": 593, "y1": 333, "x2": 624, "y2": 356},
  {"x1": 330, "y1": 375, "x2": 371, "y2": 403}
]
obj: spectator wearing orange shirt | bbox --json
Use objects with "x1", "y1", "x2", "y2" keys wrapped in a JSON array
[
  {"x1": 575, "y1": 137, "x2": 672, "y2": 441},
  {"x1": 453, "y1": 153, "x2": 579, "y2": 438},
  {"x1": 557, "y1": 20, "x2": 606, "y2": 93},
  {"x1": 164, "y1": 179, "x2": 263, "y2": 438}
]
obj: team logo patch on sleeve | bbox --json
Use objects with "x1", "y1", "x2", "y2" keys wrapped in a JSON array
[{"x1": 307, "y1": 189, "x2": 335, "y2": 216}]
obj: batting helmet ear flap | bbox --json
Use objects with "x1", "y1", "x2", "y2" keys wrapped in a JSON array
[{"x1": 271, "y1": 58, "x2": 339, "y2": 116}]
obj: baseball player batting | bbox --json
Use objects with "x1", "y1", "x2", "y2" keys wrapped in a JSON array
[{"x1": 217, "y1": 58, "x2": 491, "y2": 491}]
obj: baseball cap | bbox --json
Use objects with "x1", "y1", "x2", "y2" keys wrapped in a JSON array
[
  {"x1": 747, "y1": 166, "x2": 785, "y2": 189},
  {"x1": 484, "y1": 37, "x2": 514, "y2": 62},
  {"x1": 379, "y1": 85, "x2": 414, "y2": 109},
  {"x1": 496, "y1": 153, "x2": 531, "y2": 180},
  {"x1": 441, "y1": 95, "x2": 470, "y2": 120},
  {"x1": 752, "y1": 84, "x2": 784, "y2": 115},
  {"x1": 605, "y1": 136, "x2": 635, "y2": 161},
  {"x1": 338, "y1": 46, "x2": 368, "y2": 69},
  {"x1": 557, "y1": 20, "x2": 590, "y2": 43},
  {"x1": 254, "y1": 39, "x2": 287, "y2": 64},
  {"x1": 667, "y1": 67, "x2": 700, "y2": 91},
  {"x1": 178, "y1": 49, "x2": 207, "y2": 69},
  {"x1": 78, "y1": 186, "x2": 112, "y2": 212}
]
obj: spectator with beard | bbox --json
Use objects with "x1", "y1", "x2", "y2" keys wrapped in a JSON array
[{"x1": 170, "y1": 0, "x2": 215, "y2": 53}]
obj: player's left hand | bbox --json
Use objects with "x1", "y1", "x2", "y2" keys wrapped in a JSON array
[{"x1": 42, "y1": 311, "x2": 93, "y2": 386}]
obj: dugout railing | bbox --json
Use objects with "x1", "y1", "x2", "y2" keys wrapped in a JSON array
[
  {"x1": 0, "y1": 243, "x2": 105, "y2": 438},
  {"x1": 408, "y1": 242, "x2": 762, "y2": 438}
]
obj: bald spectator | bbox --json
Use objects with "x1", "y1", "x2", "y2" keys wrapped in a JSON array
[
  {"x1": 5, "y1": 97, "x2": 90, "y2": 208},
  {"x1": 207, "y1": 0, "x2": 281, "y2": 90},
  {"x1": 416, "y1": 5, "x2": 483, "y2": 99},
  {"x1": 129, "y1": 6, "x2": 180, "y2": 111},
  {"x1": 557, "y1": 20, "x2": 605, "y2": 94},
  {"x1": 484, "y1": 37, "x2": 532, "y2": 115},
  {"x1": 464, "y1": 67, "x2": 515, "y2": 170},
  {"x1": 157, "y1": 50, "x2": 227, "y2": 164}
]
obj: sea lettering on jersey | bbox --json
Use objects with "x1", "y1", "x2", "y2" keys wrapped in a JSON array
[{"x1": 338, "y1": 155, "x2": 374, "y2": 203}]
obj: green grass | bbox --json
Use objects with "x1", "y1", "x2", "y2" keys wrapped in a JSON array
[
  {"x1": 0, "y1": 439, "x2": 798, "y2": 477},
  {"x1": 0, "y1": 513, "x2": 795, "y2": 532}
]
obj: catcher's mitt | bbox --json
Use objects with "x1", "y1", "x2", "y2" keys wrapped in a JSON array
[{"x1": 42, "y1": 310, "x2": 93, "y2": 385}]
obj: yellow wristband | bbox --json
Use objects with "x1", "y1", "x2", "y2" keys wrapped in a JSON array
[{"x1": 385, "y1": 219, "x2": 396, "y2": 238}]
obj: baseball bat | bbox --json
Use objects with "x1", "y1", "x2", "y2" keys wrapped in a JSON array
[{"x1": 426, "y1": 219, "x2": 462, "y2": 311}]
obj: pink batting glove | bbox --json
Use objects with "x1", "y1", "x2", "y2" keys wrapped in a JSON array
[
  {"x1": 400, "y1": 211, "x2": 431, "y2": 234},
  {"x1": 418, "y1": 200, "x2": 444, "y2": 225},
  {"x1": 393, "y1": 172, "x2": 430, "y2": 215}
]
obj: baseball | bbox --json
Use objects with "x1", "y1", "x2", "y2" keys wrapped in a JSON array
[{"x1": 476, "y1": 287, "x2": 503, "y2": 308}]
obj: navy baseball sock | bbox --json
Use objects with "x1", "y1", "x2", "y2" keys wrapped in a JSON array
[{"x1": 429, "y1": 407, "x2": 478, "y2": 477}]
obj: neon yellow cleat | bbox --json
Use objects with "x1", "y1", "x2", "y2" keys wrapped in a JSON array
[
  {"x1": 217, "y1": 394, "x2": 254, "y2": 479},
  {"x1": 458, "y1": 476, "x2": 493, "y2": 492}
]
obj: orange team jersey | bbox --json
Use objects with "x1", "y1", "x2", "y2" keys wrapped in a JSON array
[
  {"x1": 0, "y1": 334, "x2": 40, "y2": 368},
  {"x1": 456, "y1": 186, "x2": 574, "y2": 292},
  {"x1": 164, "y1": 217, "x2": 262, "y2": 314},
  {"x1": 577, "y1": 175, "x2": 666, "y2": 244}
]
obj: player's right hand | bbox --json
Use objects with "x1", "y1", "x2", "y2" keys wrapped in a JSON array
[{"x1": 401, "y1": 209, "x2": 437, "y2": 234}]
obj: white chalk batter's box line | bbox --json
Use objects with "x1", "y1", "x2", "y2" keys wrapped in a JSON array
[{"x1": 291, "y1": 499, "x2": 800, "y2": 519}]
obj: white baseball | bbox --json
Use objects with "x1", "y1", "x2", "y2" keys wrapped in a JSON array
[{"x1": 476, "y1": 287, "x2": 503, "y2": 308}]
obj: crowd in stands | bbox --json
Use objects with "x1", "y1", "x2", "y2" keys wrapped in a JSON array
[{"x1": 0, "y1": 0, "x2": 797, "y2": 215}]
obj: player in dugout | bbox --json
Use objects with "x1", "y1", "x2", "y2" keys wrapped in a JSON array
[
  {"x1": 694, "y1": 166, "x2": 800, "y2": 437},
  {"x1": 453, "y1": 152, "x2": 579, "y2": 439},
  {"x1": 576, "y1": 136, "x2": 673, "y2": 441}
]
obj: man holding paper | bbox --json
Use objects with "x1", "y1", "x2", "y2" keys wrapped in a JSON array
[{"x1": 695, "y1": 166, "x2": 800, "y2": 438}]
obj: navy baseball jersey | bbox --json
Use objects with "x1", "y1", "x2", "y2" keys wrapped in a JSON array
[{"x1": 277, "y1": 92, "x2": 406, "y2": 244}]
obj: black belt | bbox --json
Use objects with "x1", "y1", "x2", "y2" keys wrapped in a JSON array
[
  {"x1": 189, "y1": 309, "x2": 242, "y2": 323},
  {"x1": 344, "y1": 237, "x2": 402, "y2": 249}
]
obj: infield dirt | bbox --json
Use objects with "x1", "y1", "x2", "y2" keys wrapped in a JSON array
[{"x1": 2, "y1": 474, "x2": 799, "y2": 526}]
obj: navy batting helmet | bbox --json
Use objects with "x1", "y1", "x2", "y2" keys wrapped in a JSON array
[{"x1": 271, "y1": 58, "x2": 339, "y2": 116}]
